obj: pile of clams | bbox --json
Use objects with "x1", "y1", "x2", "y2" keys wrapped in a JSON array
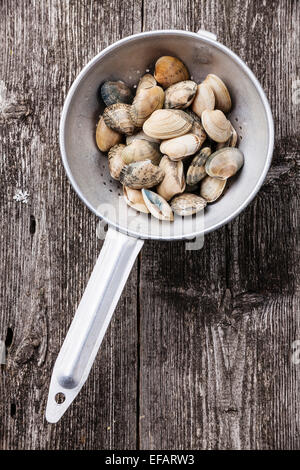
[{"x1": 96, "y1": 56, "x2": 244, "y2": 221}]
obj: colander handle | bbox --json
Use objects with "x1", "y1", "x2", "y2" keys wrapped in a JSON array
[
  {"x1": 45, "y1": 227, "x2": 143, "y2": 423},
  {"x1": 196, "y1": 29, "x2": 217, "y2": 41}
]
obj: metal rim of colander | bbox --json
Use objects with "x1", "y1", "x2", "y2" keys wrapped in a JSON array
[{"x1": 60, "y1": 29, "x2": 274, "y2": 241}]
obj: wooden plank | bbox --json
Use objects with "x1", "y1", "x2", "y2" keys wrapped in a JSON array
[
  {"x1": 139, "y1": 0, "x2": 300, "y2": 450},
  {"x1": 0, "y1": 0, "x2": 299, "y2": 451},
  {"x1": 0, "y1": 0, "x2": 142, "y2": 450}
]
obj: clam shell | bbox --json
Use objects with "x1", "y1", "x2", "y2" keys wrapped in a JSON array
[
  {"x1": 186, "y1": 147, "x2": 212, "y2": 185},
  {"x1": 164, "y1": 80, "x2": 197, "y2": 109},
  {"x1": 156, "y1": 156, "x2": 185, "y2": 201},
  {"x1": 123, "y1": 186, "x2": 149, "y2": 213},
  {"x1": 103, "y1": 103, "x2": 135, "y2": 135},
  {"x1": 143, "y1": 109, "x2": 192, "y2": 139},
  {"x1": 190, "y1": 121, "x2": 206, "y2": 146},
  {"x1": 96, "y1": 116, "x2": 122, "y2": 152},
  {"x1": 170, "y1": 109, "x2": 194, "y2": 126},
  {"x1": 201, "y1": 109, "x2": 232, "y2": 143},
  {"x1": 192, "y1": 82, "x2": 215, "y2": 117},
  {"x1": 126, "y1": 131, "x2": 160, "y2": 145},
  {"x1": 185, "y1": 109, "x2": 201, "y2": 123},
  {"x1": 100, "y1": 81, "x2": 133, "y2": 107},
  {"x1": 120, "y1": 160, "x2": 164, "y2": 189},
  {"x1": 216, "y1": 123, "x2": 238, "y2": 149},
  {"x1": 130, "y1": 85, "x2": 164, "y2": 127},
  {"x1": 205, "y1": 147, "x2": 244, "y2": 180},
  {"x1": 160, "y1": 134, "x2": 201, "y2": 161},
  {"x1": 142, "y1": 189, "x2": 174, "y2": 221},
  {"x1": 170, "y1": 193, "x2": 207, "y2": 216},
  {"x1": 136, "y1": 74, "x2": 157, "y2": 93},
  {"x1": 121, "y1": 140, "x2": 161, "y2": 165},
  {"x1": 108, "y1": 144, "x2": 126, "y2": 180},
  {"x1": 154, "y1": 56, "x2": 189, "y2": 88},
  {"x1": 184, "y1": 109, "x2": 206, "y2": 144},
  {"x1": 200, "y1": 176, "x2": 226, "y2": 202},
  {"x1": 203, "y1": 74, "x2": 232, "y2": 113}
]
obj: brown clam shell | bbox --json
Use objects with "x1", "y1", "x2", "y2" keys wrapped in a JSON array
[
  {"x1": 96, "y1": 116, "x2": 122, "y2": 152},
  {"x1": 154, "y1": 56, "x2": 189, "y2": 88}
]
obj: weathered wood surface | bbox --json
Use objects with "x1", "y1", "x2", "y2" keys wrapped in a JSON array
[{"x1": 0, "y1": 0, "x2": 299, "y2": 450}]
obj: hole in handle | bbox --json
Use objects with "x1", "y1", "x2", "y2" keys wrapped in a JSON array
[{"x1": 55, "y1": 392, "x2": 66, "y2": 404}]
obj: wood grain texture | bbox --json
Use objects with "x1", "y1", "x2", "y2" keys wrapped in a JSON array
[
  {"x1": 0, "y1": 0, "x2": 142, "y2": 450},
  {"x1": 0, "y1": 0, "x2": 299, "y2": 450},
  {"x1": 139, "y1": 0, "x2": 300, "y2": 450}
]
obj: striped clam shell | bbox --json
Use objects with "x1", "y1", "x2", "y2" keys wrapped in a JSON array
[
  {"x1": 205, "y1": 147, "x2": 244, "y2": 180},
  {"x1": 170, "y1": 193, "x2": 207, "y2": 216},
  {"x1": 186, "y1": 147, "x2": 211, "y2": 185},
  {"x1": 154, "y1": 56, "x2": 189, "y2": 89},
  {"x1": 123, "y1": 186, "x2": 150, "y2": 213},
  {"x1": 201, "y1": 109, "x2": 232, "y2": 143},
  {"x1": 200, "y1": 176, "x2": 227, "y2": 203},
  {"x1": 156, "y1": 156, "x2": 185, "y2": 201},
  {"x1": 142, "y1": 189, "x2": 174, "y2": 221},
  {"x1": 130, "y1": 85, "x2": 164, "y2": 128},
  {"x1": 103, "y1": 103, "x2": 135, "y2": 135},
  {"x1": 203, "y1": 74, "x2": 232, "y2": 113},
  {"x1": 108, "y1": 144, "x2": 126, "y2": 180},
  {"x1": 164, "y1": 80, "x2": 197, "y2": 109},
  {"x1": 121, "y1": 140, "x2": 161, "y2": 165},
  {"x1": 143, "y1": 109, "x2": 192, "y2": 140},
  {"x1": 100, "y1": 80, "x2": 133, "y2": 107},
  {"x1": 119, "y1": 160, "x2": 164, "y2": 189},
  {"x1": 160, "y1": 133, "x2": 201, "y2": 161}
]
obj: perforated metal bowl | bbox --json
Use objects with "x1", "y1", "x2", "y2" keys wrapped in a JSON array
[{"x1": 46, "y1": 30, "x2": 274, "y2": 423}]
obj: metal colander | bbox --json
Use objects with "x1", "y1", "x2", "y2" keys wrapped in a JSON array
[{"x1": 46, "y1": 30, "x2": 274, "y2": 422}]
